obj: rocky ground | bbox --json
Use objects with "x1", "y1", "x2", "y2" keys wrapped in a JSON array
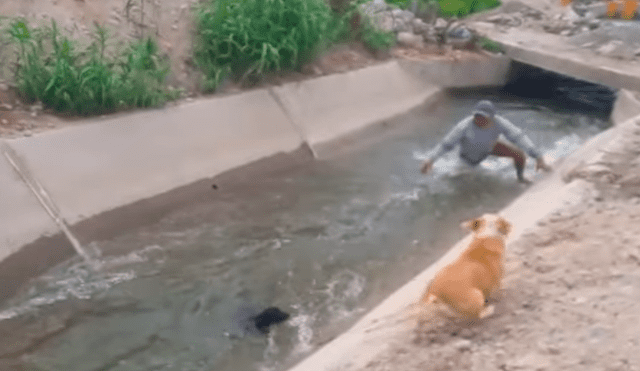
[
  {"x1": 465, "y1": 0, "x2": 640, "y2": 58},
  {"x1": 354, "y1": 119, "x2": 640, "y2": 370}
]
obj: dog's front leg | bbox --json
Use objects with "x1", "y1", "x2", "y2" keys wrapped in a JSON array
[{"x1": 478, "y1": 304, "x2": 495, "y2": 319}]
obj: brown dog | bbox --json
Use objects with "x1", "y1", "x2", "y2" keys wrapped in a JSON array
[{"x1": 419, "y1": 213, "x2": 511, "y2": 324}]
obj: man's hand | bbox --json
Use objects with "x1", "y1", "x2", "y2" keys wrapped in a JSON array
[
  {"x1": 536, "y1": 157, "x2": 552, "y2": 172},
  {"x1": 421, "y1": 159, "x2": 434, "y2": 174}
]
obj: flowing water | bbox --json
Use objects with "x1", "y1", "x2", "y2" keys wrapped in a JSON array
[{"x1": 0, "y1": 88, "x2": 613, "y2": 371}]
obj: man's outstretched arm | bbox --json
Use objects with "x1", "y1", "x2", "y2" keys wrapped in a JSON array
[
  {"x1": 425, "y1": 118, "x2": 471, "y2": 162},
  {"x1": 496, "y1": 116, "x2": 542, "y2": 160},
  {"x1": 421, "y1": 117, "x2": 471, "y2": 174}
]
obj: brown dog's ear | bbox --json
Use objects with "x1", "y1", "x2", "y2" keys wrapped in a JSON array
[
  {"x1": 461, "y1": 218, "x2": 482, "y2": 232},
  {"x1": 497, "y1": 217, "x2": 512, "y2": 236}
]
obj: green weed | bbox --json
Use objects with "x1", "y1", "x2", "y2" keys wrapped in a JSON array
[
  {"x1": 361, "y1": 19, "x2": 396, "y2": 52},
  {"x1": 193, "y1": 0, "x2": 336, "y2": 92},
  {"x1": 5, "y1": 18, "x2": 178, "y2": 115},
  {"x1": 384, "y1": 0, "x2": 500, "y2": 18},
  {"x1": 478, "y1": 37, "x2": 503, "y2": 54},
  {"x1": 331, "y1": 0, "x2": 396, "y2": 52},
  {"x1": 438, "y1": 0, "x2": 501, "y2": 18}
]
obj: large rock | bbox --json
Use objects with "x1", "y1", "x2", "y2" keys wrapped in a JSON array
[
  {"x1": 573, "y1": 2, "x2": 608, "y2": 18},
  {"x1": 392, "y1": 17, "x2": 410, "y2": 33},
  {"x1": 392, "y1": 8, "x2": 416, "y2": 23},
  {"x1": 412, "y1": 18, "x2": 430, "y2": 35},
  {"x1": 543, "y1": 20, "x2": 574, "y2": 35},
  {"x1": 397, "y1": 31, "x2": 424, "y2": 48},
  {"x1": 390, "y1": 8, "x2": 415, "y2": 33},
  {"x1": 561, "y1": 7, "x2": 583, "y2": 22},
  {"x1": 434, "y1": 17, "x2": 448, "y2": 29},
  {"x1": 596, "y1": 40, "x2": 633, "y2": 59},
  {"x1": 448, "y1": 26, "x2": 472, "y2": 40},
  {"x1": 360, "y1": 0, "x2": 389, "y2": 16},
  {"x1": 486, "y1": 13, "x2": 523, "y2": 27},
  {"x1": 371, "y1": 11, "x2": 394, "y2": 32}
]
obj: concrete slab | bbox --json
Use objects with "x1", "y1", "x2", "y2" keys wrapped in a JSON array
[
  {"x1": 471, "y1": 25, "x2": 640, "y2": 91},
  {"x1": 7, "y1": 89, "x2": 304, "y2": 225},
  {"x1": 0, "y1": 142, "x2": 59, "y2": 261},
  {"x1": 611, "y1": 89, "x2": 640, "y2": 125},
  {"x1": 271, "y1": 61, "x2": 438, "y2": 154},
  {"x1": 397, "y1": 53, "x2": 511, "y2": 88}
]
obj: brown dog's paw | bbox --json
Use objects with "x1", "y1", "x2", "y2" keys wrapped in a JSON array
[{"x1": 478, "y1": 305, "x2": 495, "y2": 319}]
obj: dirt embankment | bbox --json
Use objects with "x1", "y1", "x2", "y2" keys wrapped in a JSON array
[
  {"x1": 0, "y1": 0, "x2": 493, "y2": 140},
  {"x1": 355, "y1": 119, "x2": 640, "y2": 371}
]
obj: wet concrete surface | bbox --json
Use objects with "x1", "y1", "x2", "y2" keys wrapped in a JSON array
[{"x1": 0, "y1": 88, "x2": 611, "y2": 371}]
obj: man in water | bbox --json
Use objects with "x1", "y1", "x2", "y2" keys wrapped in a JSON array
[{"x1": 420, "y1": 100, "x2": 551, "y2": 183}]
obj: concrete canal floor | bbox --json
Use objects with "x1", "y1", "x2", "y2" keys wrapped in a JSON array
[{"x1": 0, "y1": 90, "x2": 611, "y2": 371}]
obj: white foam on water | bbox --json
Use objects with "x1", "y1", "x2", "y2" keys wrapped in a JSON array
[
  {"x1": 0, "y1": 244, "x2": 165, "y2": 321},
  {"x1": 412, "y1": 149, "x2": 471, "y2": 194},
  {"x1": 92, "y1": 244, "x2": 165, "y2": 270},
  {"x1": 321, "y1": 270, "x2": 367, "y2": 321},
  {"x1": 0, "y1": 269, "x2": 136, "y2": 320},
  {"x1": 413, "y1": 132, "x2": 586, "y2": 187},
  {"x1": 287, "y1": 305, "x2": 316, "y2": 357},
  {"x1": 258, "y1": 334, "x2": 281, "y2": 371},
  {"x1": 283, "y1": 270, "x2": 365, "y2": 364},
  {"x1": 546, "y1": 133, "x2": 583, "y2": 161}
]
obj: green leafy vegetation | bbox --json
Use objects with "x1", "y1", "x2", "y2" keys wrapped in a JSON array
[
  {"x1": 383, "y1": 0, "x2": 500, "y2": 18},
  {"x1": 437, "y1": 0, "x2": 501, "y2": 18},
  {"x1": 478, "y1": 36, "x2": 503, "y2": 54},
  {"x1": 5, "y1": 18, "x2": 179, "y2": 115},
  {"x1": 332, "y1": 0, "x2": 396, "y2": 52},
  {"x1": 360, "y1": 18, "x2": 396, "y2": 52},
  {"x1": 193, "y1": 0, "x2": 398, "y2": 92},
  {"x1": 193, "y1": 0, "x2": 337, "y2": 92}
]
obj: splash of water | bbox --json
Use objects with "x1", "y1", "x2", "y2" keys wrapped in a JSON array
[{"x1": 0, "y1": 244, "x2": 165, "y2": 321}]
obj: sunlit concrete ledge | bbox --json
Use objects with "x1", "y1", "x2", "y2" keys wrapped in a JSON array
[{"x1": 471, "y1": 25, "x2": 640, "y2": 92}]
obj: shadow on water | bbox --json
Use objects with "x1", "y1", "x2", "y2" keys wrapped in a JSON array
[{"x1": 0, "y1": 77, "x2": 615, "y2": 371}]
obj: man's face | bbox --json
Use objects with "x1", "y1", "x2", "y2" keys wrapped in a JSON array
[{"x1": 474, "y1": 114, "x2": 490, "y2": 128}]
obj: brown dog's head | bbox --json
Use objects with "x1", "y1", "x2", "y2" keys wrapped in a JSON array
[{"x1": 461, "y1": 213, "x2": 511, "y2": 238}]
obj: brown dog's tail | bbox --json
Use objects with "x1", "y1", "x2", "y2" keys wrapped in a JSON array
[
  {"x1": 413, "y1": 293, "x2": 443, "y2": 330},
  {"x1": 361, "y1": 294, "x2": 441, "y2": 334}
]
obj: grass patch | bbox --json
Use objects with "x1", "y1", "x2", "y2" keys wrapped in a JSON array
[
  {"x1": 385, "y1": 0, "x2": 500, "y2": 18},
  {"x1": 360, "y1": 18, "x2": 396, "y2": 52},
  {"x1": 5, "y1": 18, "x2": 179, "y2": 116},
  {"x1": 332, "y1": 0, "x2": 396, "y2": 53},
  {"x1": 193, "y1": 0, "x2": 338, "y2": 92},
  {"x1": 478, "y1": 37, "x2": 503, "y2": 53},
  {"x1": 438, "y1": 0, "x2": 501, "y2": 18},
  {"x1": 193, "y1": 0, "x2": 397, "y2": 92}
]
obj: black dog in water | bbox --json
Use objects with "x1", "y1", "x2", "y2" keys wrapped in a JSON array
[
  {"x1": 228, "y1": 305, "x2": 290, "y2": 338},
  {"x1": 252, "y1": 307, "x2": 290, "y2": 335}
]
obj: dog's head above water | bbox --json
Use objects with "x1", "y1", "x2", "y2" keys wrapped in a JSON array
[{"x1": 461, "y1": 213, "x2": 511, "y2": 238}]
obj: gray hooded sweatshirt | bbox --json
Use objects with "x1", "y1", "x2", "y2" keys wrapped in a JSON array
[{"x1": 425, "y1": 115, "x2": 542, "y2": 166}]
